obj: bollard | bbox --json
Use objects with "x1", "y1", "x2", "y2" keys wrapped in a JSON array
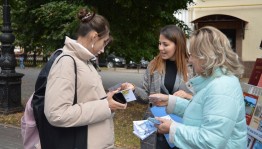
[{"x1": 137, "y1": 64, "x2": 141, "y2": 73}]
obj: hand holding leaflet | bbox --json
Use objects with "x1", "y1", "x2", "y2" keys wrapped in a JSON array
[
  {"x1": 112, "y1": 89, "x2": 136, "y2": 104},
  {"x1": 150, "y1": 107, "x2": 182, "y2": 148},
  {"x1": 133, "y1": 115, "x2": 172, "y2": 140},
  {"x1": 133, "y1": 120, "x2": 157, "y2": 140},
  {"x1": 147, "y1": 117, "x2": 161, "y2": 125},
  {"x1": 112, "y1": 92, "x2": 127, "y2": 104},
  {"x1": 106, "y1": 89, "x2": 127, "y2": 111}
]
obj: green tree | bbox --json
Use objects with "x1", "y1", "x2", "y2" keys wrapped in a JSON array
[
  {"x1": 88, "y1": 0, "x2": 193, "y2": 62},
  {"x1": 10, "y1": 0, "x2": 86, "y2": 55},
  {"x1": 3, "y1": 0, "x2": 193, "y2": 63},
  {"x1": 31, "y1": 2, "x2": 84, "y2": 53}
]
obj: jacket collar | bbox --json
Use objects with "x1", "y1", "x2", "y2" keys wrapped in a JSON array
[
  {"x1": 188, "y1": 67, "x2": 224, "y2": 93},
  {"x1": 63, "y1": 36, "x2": 95, "y2": 61}
]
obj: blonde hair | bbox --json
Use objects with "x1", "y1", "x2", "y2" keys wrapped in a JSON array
[
  {"x1": 189, "y1": 26, "x2": 244, "y2": 78},
  {"x1": 150, "y1": 25, "x2": 189, "y2": 81}
]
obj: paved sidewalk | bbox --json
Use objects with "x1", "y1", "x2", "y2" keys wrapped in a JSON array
[
  {"x1": 17, "y1": 67, "x2": 41, "y2": 106},
  {"x1": 0, "y1": 124, "x2": 23, "y2": 149}
]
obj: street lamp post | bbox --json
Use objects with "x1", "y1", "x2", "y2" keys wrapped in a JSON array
[{"x1": 0, "y1": 0, "x2": 24, "y2": 114}]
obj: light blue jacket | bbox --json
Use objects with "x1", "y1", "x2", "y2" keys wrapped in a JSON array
[{"x1": 166, "y1": 68, "x2": 247, "y2": 149}]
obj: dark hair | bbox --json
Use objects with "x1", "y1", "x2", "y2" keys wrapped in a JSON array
[{"x1": 77, "y1": 8, "x2": 110, "y2": 38}]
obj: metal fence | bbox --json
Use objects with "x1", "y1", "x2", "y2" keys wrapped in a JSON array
[{"x1": 15, "y1": 54, "x2": 47, "y2": 67}]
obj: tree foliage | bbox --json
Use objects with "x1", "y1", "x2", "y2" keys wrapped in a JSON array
[
  {"x1": 31, "y1": 2, "x2": 84, "y2": 53},
  {"x1": 86, "y1": 0, "x2": 193, "y2": 62},
  {"x1": 10, "y1": 0, "x2": 86, "y2": 55},
  {"x1": 1, "y1": 0, "x2": 193, "y2": 62}
]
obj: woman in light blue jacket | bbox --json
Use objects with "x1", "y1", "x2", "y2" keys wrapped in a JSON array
[{"x1": 149, "y1": 26, "x2": 247, "y2": 149}]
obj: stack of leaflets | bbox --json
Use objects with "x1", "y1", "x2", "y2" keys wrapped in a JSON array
[
  {"x1": 133, "y1": 115, "x2": 173, "y2": 140},
  {"x1": 133, "y1": 120, "x2": 157, "y2": 140}
]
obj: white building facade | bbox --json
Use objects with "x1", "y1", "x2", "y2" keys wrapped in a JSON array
[{"x1": 175, "y1": 0, "x2": 262, "y2": 77}]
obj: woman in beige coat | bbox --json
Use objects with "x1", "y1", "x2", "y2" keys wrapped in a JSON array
[{"x1": 44, "y1": 8, "x2": 126, "y2": 149}]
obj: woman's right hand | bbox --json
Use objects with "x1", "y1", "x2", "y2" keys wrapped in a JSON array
[{"x1": 106, "y1": 90, "x2": 127, "y2": 112}]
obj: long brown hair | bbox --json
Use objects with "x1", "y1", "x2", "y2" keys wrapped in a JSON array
[{"x1": 150, "y1": 25, "x2": 189, "y2": 81}]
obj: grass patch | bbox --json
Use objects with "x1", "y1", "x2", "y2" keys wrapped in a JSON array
[
  {"x1": 0, "y1": 101, "x2": 147, "y2": 149},
  {"x1": 114, "y1": 102, "x2": 147, "y2": 148},
  {"x1": 0, "y1": 112, "x2": 24, "y2": 126}
]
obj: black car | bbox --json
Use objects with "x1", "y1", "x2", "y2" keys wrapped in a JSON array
[
  {"x1": 140, "y1": 59, "x2": 149, "y2": 69},
  {"x1": 126, "y1": 58, "x2": 149, "y2": 69},
  {"x1": 126, "y1": 60, "x2": 138, "y2": 69},
  {"x1": 98, "y1": 54, "x2": 126, "y2": 68}
]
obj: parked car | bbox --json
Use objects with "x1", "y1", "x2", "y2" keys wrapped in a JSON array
[
  {"x1": 126, "y1": 60, "x2": 138, "y2": 69},
  {"x1": 90, "y1": 57, "x2": 101, "y2": 72},
  {"x1": 98, "y1": 54, "x2": 126, "y2": 68},
  {"x1": 126, "y1": 58, "x2": 149, "y2": 69},
  {"x1": 140, "y1": 58, "x2": 149, "y2": 69}
]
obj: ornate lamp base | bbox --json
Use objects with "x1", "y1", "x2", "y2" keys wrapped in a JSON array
[{"x1": 0, "y1": 72, "x2": 24, "y2": 114}]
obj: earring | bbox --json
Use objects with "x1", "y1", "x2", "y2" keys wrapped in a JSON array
[{"x1": 91, "y1": 44, "x2": 94, "y2": 49}]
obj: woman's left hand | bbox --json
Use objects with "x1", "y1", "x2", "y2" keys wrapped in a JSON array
[
  {"x1": 155, "y1": 117, "x2": 172, "y2": 134},
  {"x1": 149, "y1": 93, "x2": 168, "y2": 106},
  {"x1": 106, "y1": 90, "x2": 127, "y2": 112}
]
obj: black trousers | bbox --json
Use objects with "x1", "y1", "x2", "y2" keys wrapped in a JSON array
[{"x1": 156, "y1": 133, "x2": 179, "y2": 149}]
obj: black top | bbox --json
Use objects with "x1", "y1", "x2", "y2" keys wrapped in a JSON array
[{"x1": 164, "y1": 60, "x2": 177, "y2": 94}]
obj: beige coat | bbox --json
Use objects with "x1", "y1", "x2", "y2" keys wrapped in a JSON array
[{"x1": 45, "y1": 37, "x2": 114, "y2": 149}]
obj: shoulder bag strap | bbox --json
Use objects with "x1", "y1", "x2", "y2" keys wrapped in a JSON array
[{"x1": 57, "y1": 55, "x2": 77, "y2": 104}]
